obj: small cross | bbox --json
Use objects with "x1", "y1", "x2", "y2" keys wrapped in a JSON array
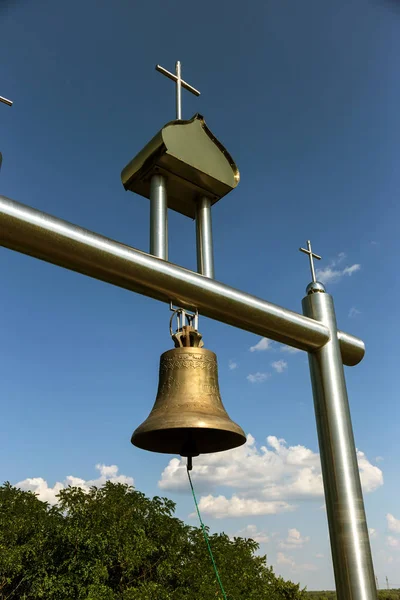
[
  {"x1": 299, "y1": 240, "x2": 322, "y2": 283},
  {"x1": 155, "y1": 61, "x2": 200, "y2": 121},
  {"x1": 0, "y1": 94, "x2": 13, "y2": 107}
]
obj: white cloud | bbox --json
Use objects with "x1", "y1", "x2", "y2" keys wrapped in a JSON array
[
  {"x1": 247, "y1": 372, "x2": 270, "y2": 383},
  {"x1": 96, "y1": 464, "x2": 118, "y2": 477},
  {"x1": 316, "y1": 253, "x2": 361, "y2": 285},
  {"x1": 315, "y1": 553, "x2": 324, "y2": 559},
  {"x1": 316, "y1": 264, "x2": 361, "y2": 284},
  {"x1": 15, "y1": 478, "x2": 65, "y2": 505},
  {"x1": 343, "y1": 264, "x2": 361, "y2": 276},
  {"x1": 195, "y1": 495, "x2": 293, "y2": 519},
  {"x1": 280, "y1": 345, "x2": 301, "y2": 355},
  {"x1": 301, "y1": 563, "x2": 317, "y2": 571},
  {"x1": 279, "y1": 528, "x2": 310, "y2": 549},
  {"x1": 277, "y1": 552, "x2": 296, "y2": 568},
  {"x1": 159, "y1": 434, "x2": 322, "y2": 500},
  {"x1": 301, "y1": 563, "x2": 318, "y2": 571},
  {"x1": 315, "y1": 267, "x2": 338, "y2": 283},
  {"x1": 349, "y1": 307, "x2": 361, "y2": 318},
  {"x1": 336, "y1": 252, "x2": 346, "y2": 264},
  {"x1": 387, "y1": 514, "x2": 400, "y2": 534},
  {"x1": 229, "y1": 360, "x2": 238, "y2": 370},
  {"x1": 250, "y1": 338, "x2": 272, "y2": 352},
  {"x1": 159, "y1": 434, "x2": 383, "y2": 517},
  {"x1": 276, "y1": 552, "x2": 317, "y2": 572},
  {"x1": 15, "y1": 464, "x2": 134, "y2": 506},
  {"x1": 250, "y1": 340, "x2": 302, "y2": 355},
  {"x1": 271, "y1": 360, "x2": 288, "y2": 374},
  {"x1": 233, "y1": 524, "x2": 270, "y2": 543},
  {"x1": 357, "y1": 450, "x2": 383, "y2": 492},
  {"x1": 369, "y1": 528, "x2": 378, "y2": 539},
  {"x1": 387, "y1": 536, "x2": 400, "y2": 549}
]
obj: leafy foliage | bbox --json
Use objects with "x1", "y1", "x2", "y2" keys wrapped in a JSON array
[{"x1": 0, "y1": 481, "x2": 307, "y2": 599}]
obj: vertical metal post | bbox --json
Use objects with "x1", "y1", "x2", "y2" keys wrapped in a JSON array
[
  {"x1": 196, "y1": 196, "x2": 215, "y2": 278},
  {"x1": 302, "y1": 282, "x2": 376, "y2": 600},
  {"x1": 149, "y1": 174, "x2": 168, "y2": 260},
  {"x1": 176, "y1": 60, "x2": 182, "y2": 120}
]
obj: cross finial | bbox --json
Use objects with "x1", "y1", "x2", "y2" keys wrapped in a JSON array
[
  {"x1": 155, "y1": 61, "x2": 200, "y2": 121},
  {"x1": 299, "y1": 240, "x2": 322, "y2": 283},
  {"x1": 0, "y1": 94, "x2": 13, "y2": 107}
]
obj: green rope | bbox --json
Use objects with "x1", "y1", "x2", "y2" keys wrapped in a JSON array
[{"x1": 187, "y1": 466, "x2": 228, "y2": 600}]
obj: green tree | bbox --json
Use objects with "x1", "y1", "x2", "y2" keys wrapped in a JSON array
[
  {"x1": 0, "y1": 482, "x2": 62, "y2": 598},
  {"x1": 0, "y1": 481, "x2": 308, "y2": 599}
]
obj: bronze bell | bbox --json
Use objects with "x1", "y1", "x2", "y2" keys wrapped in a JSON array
[{"x1": 131, "y1": 324, "x2": 246, "y2": 457}]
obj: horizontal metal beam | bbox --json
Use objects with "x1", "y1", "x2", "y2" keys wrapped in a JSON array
[
  {"x1": 0, "y1": 195, "x2": 364, "y2": 366},
  {"x1": 0, "y1": 95, "x2": 13, "y2": 107}
]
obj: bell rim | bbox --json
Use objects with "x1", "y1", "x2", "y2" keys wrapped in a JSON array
[{"x1": 131, "y1": 425, "x2": 246, "y2": 456}]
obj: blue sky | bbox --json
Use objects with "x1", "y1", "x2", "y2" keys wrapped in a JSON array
[{"x1": 1, "y1": 0, "x2": 400, "y2": 590}]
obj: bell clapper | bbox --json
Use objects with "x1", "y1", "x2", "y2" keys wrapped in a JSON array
[{"x1": 187, "y1": 456, "x2": 193, "y2": 471}]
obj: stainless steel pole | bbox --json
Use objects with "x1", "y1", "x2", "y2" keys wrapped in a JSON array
[
  {"x1": 0, "y1": 195, "x2": 364, "y2": 365},
  {"x1": 302, "y1": 282, "x2": 376, "y2": 600},
  {"x1": 149, "y1": 174, "x2": 168, "y2": 260},
  {"x1": 196, "y1": 196, "x2": 215, "y2": 278}
]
